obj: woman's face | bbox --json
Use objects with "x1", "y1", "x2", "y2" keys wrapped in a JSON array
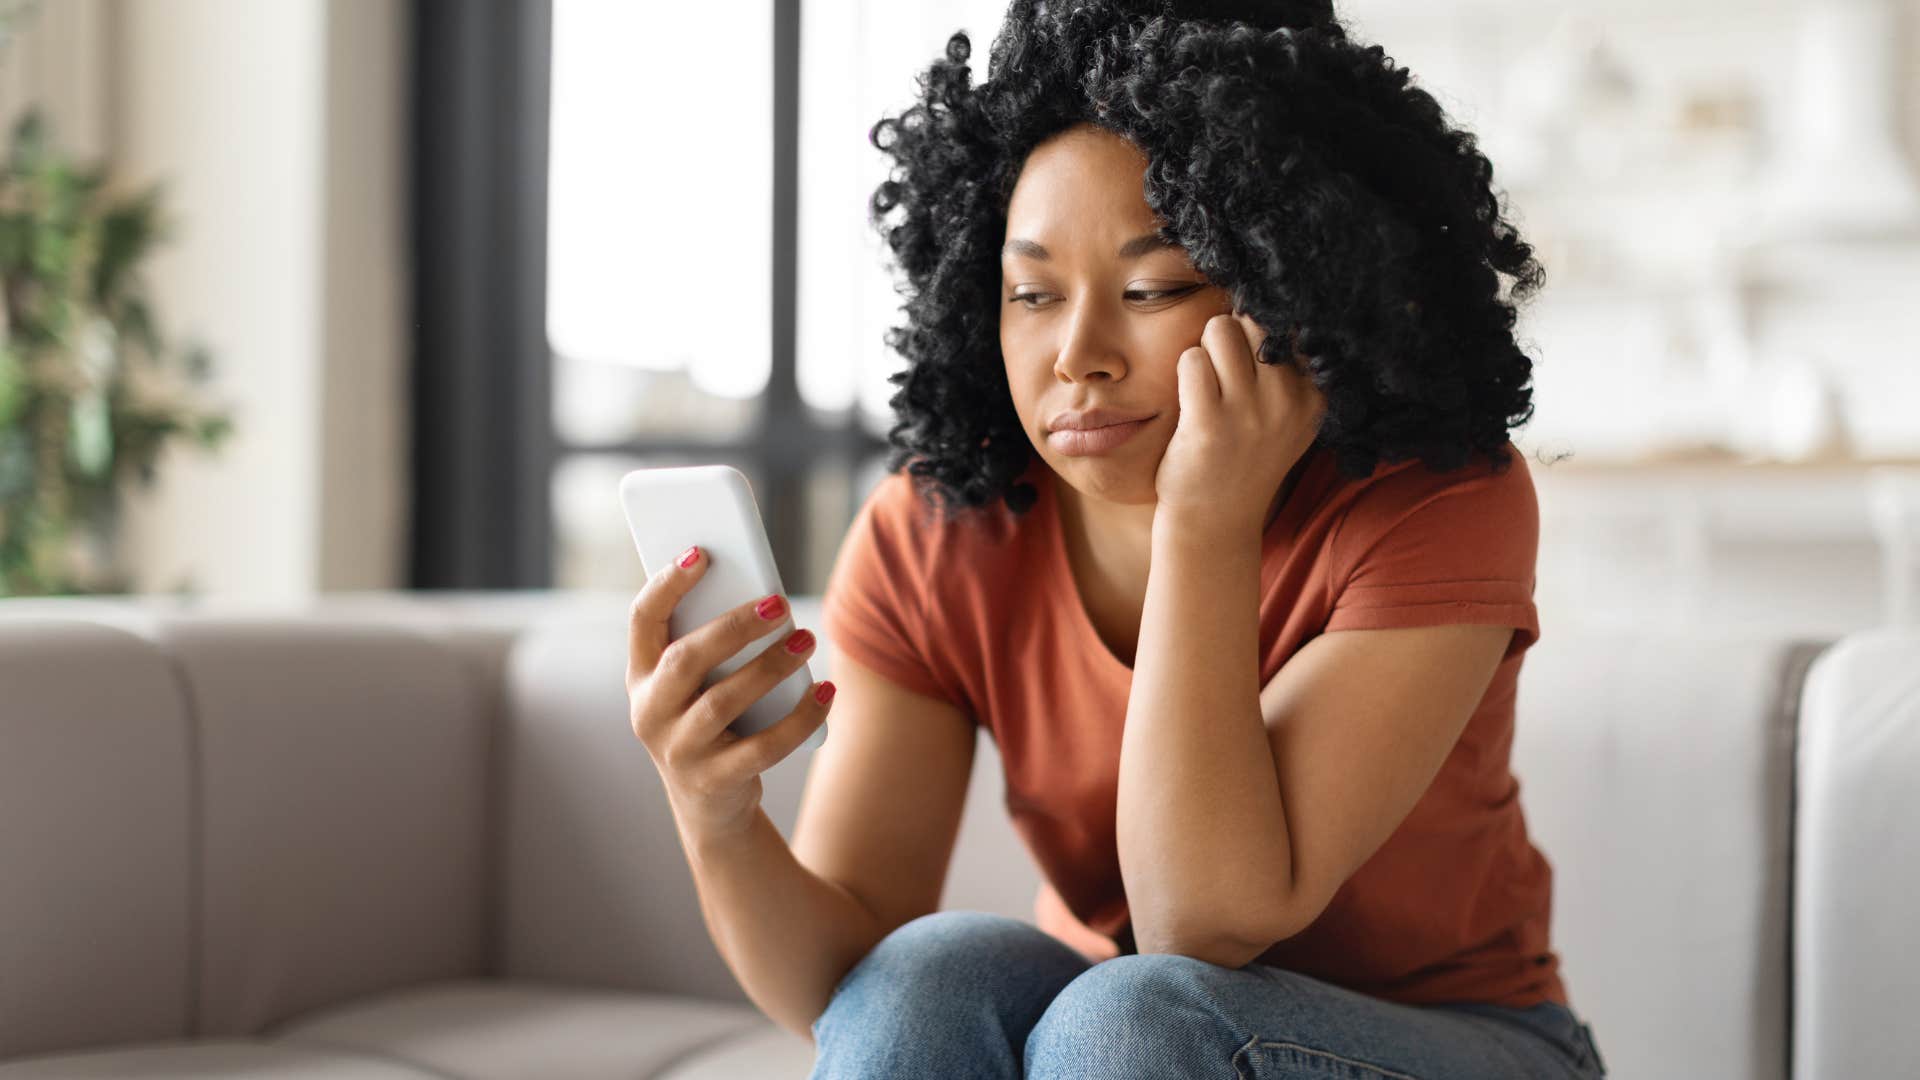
[{"x1": 1000, "y1": 122, "x2": 1235, "y2": 507}]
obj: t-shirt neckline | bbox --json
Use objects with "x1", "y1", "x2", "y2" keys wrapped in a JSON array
[{"x1": 1037, "y1": 450, "x2": 1326, "y2": 676}]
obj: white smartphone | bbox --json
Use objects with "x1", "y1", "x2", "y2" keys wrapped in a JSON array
[{"x1": 618, "y1": 464, "x2": 825, "y2": 753}]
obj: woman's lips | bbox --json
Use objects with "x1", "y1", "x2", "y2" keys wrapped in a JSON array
[{"x1": 1047, "y1": 416, "x2": 1155, "y2": 456}]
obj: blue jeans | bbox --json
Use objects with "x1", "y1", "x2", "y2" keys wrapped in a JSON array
[{"x1": 809, "y1": 911, "x2": 1608, "y2": 1079}]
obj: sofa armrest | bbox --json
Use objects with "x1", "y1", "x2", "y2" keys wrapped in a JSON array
[{"x1": 1793, "y1": 628, "x2": 1920, "y2": 1077}]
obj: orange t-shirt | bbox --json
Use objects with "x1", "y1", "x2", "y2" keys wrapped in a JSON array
[{"x1": 818, "y1": 440, "x2": 1567, "y2": 1010}]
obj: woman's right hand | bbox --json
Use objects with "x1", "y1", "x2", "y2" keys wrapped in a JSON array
[{"x1": 626, "y1": 544, "x2": 836, "y2": 841}]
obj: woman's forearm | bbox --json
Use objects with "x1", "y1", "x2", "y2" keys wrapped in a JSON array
[
  {"x1": 677, "y1": 804, "x2": 889, "y2": 1044},
  {"x1": 1116, "y1": 511, "x2": 1293, "y2": 960}
]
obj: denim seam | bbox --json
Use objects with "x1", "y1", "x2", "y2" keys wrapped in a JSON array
[
  {"x1": 1235, "y1": 1037, "x2": 1426, "y2": 1080},
  {"x1": 1446, "y1": 1003, "x2": 1593, "y2": 1073},
  {"x1": 1182, "y1": 960, "x2": 1264, "y2": 1078},
  {"x1": 1576, "y1": 1021, "x2": 1606, "y2": 1076},
  {"x1": 1192, "y1": 962, "x2": 1426, "y2": 1080}
]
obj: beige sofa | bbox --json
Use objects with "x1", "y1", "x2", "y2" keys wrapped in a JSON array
[{"x1": 0, "y1": 590, "x2": 1913, "y2": 1078}]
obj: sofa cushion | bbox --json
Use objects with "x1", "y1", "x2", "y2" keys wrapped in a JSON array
[
  {"x1": 1793, "y1": 628, "x2": 1920, "y2": 1078},
  {"x1": 494, "y1": 597, "x2": 1045, "y2": 1004},
  {"x1": 1510, "y1": 628, "x2": 1820, "y2": 1080},
  {"x1": 267, "y1": 978, "x2": 791, "y2": 1079},
  {"x1": 495, "y1": 603, "x2": 751, "y2": 1000},
  {"x1": 653, "y1": 1024, "x2": 817, "y2": 1079},
  {"x1": 154, "y1": 618, "x2": 493, "y2": 1036},
  {"x1": 0, "y1": 619, "x2": 194, "y2": 1060},
  {"x1": 0, "y1": 1040, "x2": 439, "y2": 1078}
]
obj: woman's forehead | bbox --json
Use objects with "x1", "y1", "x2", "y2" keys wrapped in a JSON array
[{"x1": 1006, "y1": 133, "x2": 1158, "y2": 237}]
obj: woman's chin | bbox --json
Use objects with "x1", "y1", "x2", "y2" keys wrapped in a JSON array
[{"x1": 1050, "y1": 453, "x2": 1159, "y2": 506}]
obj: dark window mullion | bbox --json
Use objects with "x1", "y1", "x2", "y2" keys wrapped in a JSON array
[
  {"x1": 757, "y1": 0, "x2": 807, "y2": 585},
  {"x1": 410, "y1": 0, "x2": 555, "y2": 590}
]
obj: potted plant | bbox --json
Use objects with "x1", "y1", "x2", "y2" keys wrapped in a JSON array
[{"x1": 0, "y1": 105, "x2": 234, "y2": 596}]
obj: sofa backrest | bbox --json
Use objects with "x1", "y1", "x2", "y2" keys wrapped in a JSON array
[
  {"x1": 489, "y1": 597, "x2": 1042, "y2": 1006},
  {"x1": 1510, "y1": 627, "x2": 1824, "y2": 1080},
  {"x1": 0, "y1": 618, "x2": 195, "y2": 1059},
  {"x1": 488, "y1": 595, "x2": 1825, "y2": 1080},
  {"x1": 0, "y1": 591, "x2": 1850, "y2": 1080},
  {"x1": 0, "y1": 609, "x2": 497, "y2": 1061}
]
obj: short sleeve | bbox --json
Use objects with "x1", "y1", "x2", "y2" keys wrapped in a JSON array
[
  {"x1": 1324, "y1": 450, "x2": 1541, "y2": 660},
  {"x1": 819, "y1": 474, "x2": 971, "y2": 709}
]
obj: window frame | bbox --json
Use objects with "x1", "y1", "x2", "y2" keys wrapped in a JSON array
[{"x1": 411, "y1": 0, "x2": 885, "y2": 591}]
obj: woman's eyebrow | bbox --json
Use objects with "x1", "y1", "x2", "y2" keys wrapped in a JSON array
[{"x1": 1001, "y1": 232, "x2": 1181, "y2": 261}]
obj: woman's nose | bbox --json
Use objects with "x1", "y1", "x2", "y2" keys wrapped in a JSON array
[{"x1": 1052, "y1": 305, "x2": 1126, "y2": 383}]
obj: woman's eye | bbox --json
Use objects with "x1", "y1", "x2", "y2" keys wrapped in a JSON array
[{"x1": 1007, "y1": 285, "x2": 1199, "y2": 309}]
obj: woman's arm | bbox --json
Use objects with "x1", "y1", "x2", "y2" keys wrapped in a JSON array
[
  {"x1": 1116, "y1": 511, "x2": 1293, "y2": 964},
  {"x1": 1118, "y1": 504, "x2": 1517, "y2": 968}
]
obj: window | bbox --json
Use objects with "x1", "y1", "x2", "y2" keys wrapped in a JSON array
[
  {"x1": 795, "y1": 0, "x2": 1011, "y2": 425},
  {"x1": 543, "y1": 0, "x2": 1010, "y2": 596},
  {"x1": 548, "y1": 0, "x2": 773, "y2": 441}
]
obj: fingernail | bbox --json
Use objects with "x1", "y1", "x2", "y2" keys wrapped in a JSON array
[
  {"x1": 756, "y1": 594, "x2": 786, "y2": 620},
  {"x1": 814, "y1": 681, "x2": 836, "y2": 705},
  {"x1": 678, "y1": 545, "x2": 700, "y2": 568},
  {"x1": 784, "y1": 629, "x2": 814, "y2": 654}
]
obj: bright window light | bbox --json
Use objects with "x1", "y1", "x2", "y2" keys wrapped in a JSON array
[
  {"x1": 547, "y1": 0, "x2": 772, "y2": 403},
  {"x1": 797, "y1": 0, "x2": 1011, "y2": 425}
]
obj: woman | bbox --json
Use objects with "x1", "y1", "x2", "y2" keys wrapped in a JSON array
[{"x1": 625, "y1": 0, "x2": 1608, "y2": 1076}]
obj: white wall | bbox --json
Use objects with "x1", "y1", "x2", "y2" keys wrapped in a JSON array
[
  {"x1": 316, "y1": 0, "x2": 409, "y2": 594},
  {"x1": 102, "y1": 0, "x2": 406, "y2": 600},
  {"x1": 0, "y1": 0, "x2": 110, "y2": 159},
  {"x1": 109, "y1": 0, "x2": 325, "y2": 601}
]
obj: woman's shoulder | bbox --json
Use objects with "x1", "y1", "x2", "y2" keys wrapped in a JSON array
[
  {"x1": 1315, "y1": 441, "x2": 1538, "y2": 573},
  {"x1": 842, "y1": 466, "x2": 1036, "y2": 586},
  {"x1": 857, "y1": 465, "x2": 1038, "y2": 547},
  {"x1": 1331, "y1": 440, "x2": 1537, "y2": 530}
]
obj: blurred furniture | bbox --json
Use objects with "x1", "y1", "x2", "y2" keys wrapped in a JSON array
[
  {"x1": 0, "y1": 590, "x2": 1912, "y2": 1078},
  {"x1": 1533, "y1": 457, "x2": 1920, "y2": 635},
  {"x1": 1867, "y1": 466, "x2": 1920, "y2": 624}
]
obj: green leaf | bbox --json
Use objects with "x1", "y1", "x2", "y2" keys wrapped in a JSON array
[
  {"x1": 67, "y1": 390, "x2": 112, "y2": 478},
  {"x1": 0, "y1": 210, "x2": 29, "y2": 269},
  {"x1": 0, "y1": 345, "x2": 21, "y2": 425},
  {"x1": 0, "y1": 425, "x2": 31, "y2": 501},
  {"x1": 93, "y1": 185, "x2": 165, "y2": 304},
  {"x1": 195, "y1": 413, "x2": 234, "y2": 447},
  {"x1": 7, "y1": 107, "x2": 49, "y2": 176},
  {"x1": 116, "y1": 296, "x2": 159, "y2": 357},
  {"x1": 180, "y1": 341, "x2": 213, "y2": 382}
]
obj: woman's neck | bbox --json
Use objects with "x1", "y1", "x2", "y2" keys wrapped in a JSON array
[
  {"x1": 1055, "y1": 481, "x2": 1158, "y2": 606},
  {"x1": 1052, "y1": 454, "x2": 1309, "y2": 601}
]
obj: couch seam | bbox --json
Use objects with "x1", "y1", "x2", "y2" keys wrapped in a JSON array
[
  {"x1": 626, "y1": 1018, "x2": 782, "y2": 1080},
  {"x1": 147, "y1": 625, "x2": 206, "y2": 1040},
  {"x1": 476, "y1": 637, "x2": 510, "y2": 978},
  {"x1": 265, "y1": 1033, "x2": 465, "y2": 1079}
]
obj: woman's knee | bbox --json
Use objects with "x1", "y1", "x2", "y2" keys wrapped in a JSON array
[
  {"x1": 842, "y1": 911, "x2": 1044, "y2": 988},
  {"x1": 1025, "y1": 954, "x2": 1243, "y2": 1066},
  {"x1": 812, "y1": 910, "x2": 1084, "y2": 1045},
  {"x1": 817, "y1": 912, "x2": 1062, "y2": 1020}
]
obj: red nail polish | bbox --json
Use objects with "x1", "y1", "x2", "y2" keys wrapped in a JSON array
[
  {"x1": 784, "y1": 629, "x2": 813, "y2": 654},
  {"x1": 678, "y1": 545, "x2": 700, "y2": 568},
  {"x1": 814, "y1": 681, "x2": 836, "y2": 705},
  {"x1": 756, "y1": 594, "x2": 785, "y2": 620}
]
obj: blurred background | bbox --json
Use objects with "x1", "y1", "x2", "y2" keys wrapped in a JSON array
[{"x1": 1, "y1": 0, "x2": 1917, "y2": 639}]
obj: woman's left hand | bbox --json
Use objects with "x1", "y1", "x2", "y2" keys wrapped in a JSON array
[{"x1": 1154, "y1": 311, "x2": 1328, "y2": 536}]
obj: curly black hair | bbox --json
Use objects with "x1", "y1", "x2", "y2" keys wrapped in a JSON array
[{"x1": 867, "y1": 0, "x2": 1544, "y2": 519}]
